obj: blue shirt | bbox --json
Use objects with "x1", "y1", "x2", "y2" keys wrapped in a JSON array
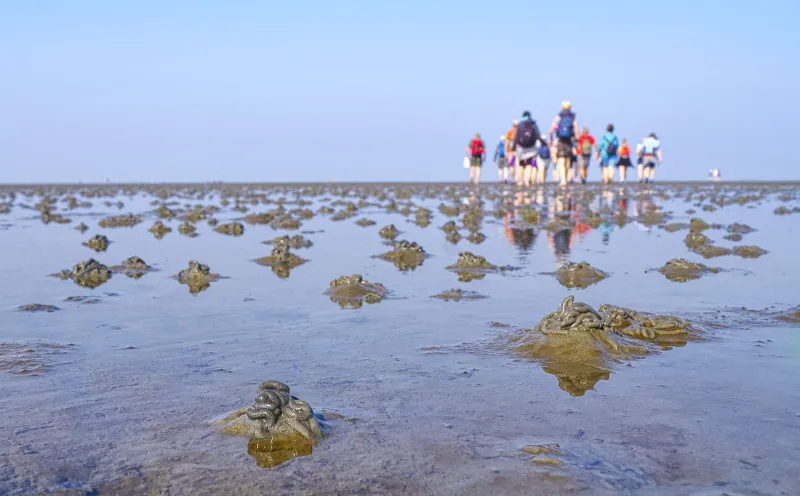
[{"x1": 598, "y1": 133, "x2": 619, "y2": 156}]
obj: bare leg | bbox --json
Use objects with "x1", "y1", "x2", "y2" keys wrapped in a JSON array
[
  {"x1": 523, "y1": 166, "x2": 533, "y2": 187},
  {"x1": 515, "y1": 165, "x2": 524, "y2": 187},
  {"x1": 637, "y1": 164, "x2": 644, "y2": 182},
  {"x1": 620, "y1": 166, "x2": 627, "y2": 182},
  {"x1": 474, "y1": 166, "x2": 482, "y2": 185},
  {"x1": 557, "y1": 158, "x2": 568, "y2": 186},
  {"x1": 647, "y1": 166, "x2": 655, "y2": 182},
  {"x1": 580, "y1": 165, "x2": 588, "y2": 184},
  {"x1": 469, "y1": 166, "x2": 477, "y2": 184}
]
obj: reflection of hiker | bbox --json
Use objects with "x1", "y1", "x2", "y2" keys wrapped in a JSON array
[
  {"x1": 493, "y1": 135, "x2": 510, "y2": 183},
  {"x1": 514, "y1": 111, "x2": 541, "y2": 188},
  {"x1": 616, "y1": 139, "x2": 632, "y2": 183},
  {"x1": 465, "y1": 133, "x2": 485, "y2": 185},
  {"x1": 549, "y1": 101, "x2": 579, "y2": 186},
  {"x1": 536, "y1": 136, "x2": 551, "y2": 184},
  {"x1": 641, "y1": 133, "x2": 662, "y2": 183},
  {"x1": 576, "y1": 128, "x2": 597, "y2": 184},
  {"x1": 597, "y1": 124, "x2": 619, "y2": 184}
]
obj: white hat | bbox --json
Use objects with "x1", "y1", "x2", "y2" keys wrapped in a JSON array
[
  {"x1": 500, "y1": 135, "x2": 506, "y2": 140},
  {"x1": 512, "y1": 120, "x2": 519, "y2": 125}
]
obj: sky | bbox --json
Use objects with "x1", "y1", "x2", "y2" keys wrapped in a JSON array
[{"x1": 1, "y1": 0, "x2": 798, "y2": 183}]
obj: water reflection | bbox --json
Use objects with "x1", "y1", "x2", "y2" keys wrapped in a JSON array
[
  {"x1": 247, "y1": 432, "x2": 315, "y2": 468},
  {"x1": 500, "y1": 186, "x2": 662, "y2": 265}
]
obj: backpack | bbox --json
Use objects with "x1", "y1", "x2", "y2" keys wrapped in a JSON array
[
  {"x1": 497, "y1": 142, "x2": 506, "y2": 158},
  {"x1": 517, "y1": 120, "x2": 539, "y2": 148},
  {"x1": 606, "y1": 137, "x2": 618, "y2": 156},
  {"x1": 581, "y1": 139, "x2": 592, "y2": 156},
  {"x1": 539, "y1": 143, "x2": 551, "y2": 160},
  {"x1": 556, "y1": 112, "x2": 575, "y2": 139},
  {"x1": 470, "y1": 139, "x2": 485, "y2": 157}
]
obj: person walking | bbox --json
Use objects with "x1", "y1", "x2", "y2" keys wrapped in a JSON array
[
  {"x1": 465, "y1": 133, "x2": 486, "y2": 185},
  {"x1": 505, "y1": 120, "x2": 518, "y2": 179},
  {"x1": 549, "y1": 101, "x2": 579, "y2": 187},
  {"x1": 616, "y1": 138, "x2": 632, "y2": 183},
  {"x1": 597, "y1": 124, "x2": 620, "y2": 184},
  {"x1": 493, "y1": 135, "x2": 510, "y2": 183},
  {"x1": 641, "y1": 133, "x2": 662, "y2": 183},
  {"x1": 513, "y1": 111, "x2": 541, "y2": 188},
  {"x1": 576, "y1": 128, "x2": 597, "y2": 184},
  {"x1": 635, "y1": 139, "x2": 645, "y2": 183},
  {"x1": 536, "y1": 136, "x2": 552, "y2": 184}
]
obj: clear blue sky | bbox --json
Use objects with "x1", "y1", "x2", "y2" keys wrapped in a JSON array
[{"x1": 1, "y1": 0, "x2": 798, "y2": 183}]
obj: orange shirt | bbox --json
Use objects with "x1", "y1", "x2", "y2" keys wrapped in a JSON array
[
  {"x1": 505, "y1": 126, "x2": 517, "y2": 151},
  {"x1": 619, "y1": 144, "x2": 631, "y2": 158}
]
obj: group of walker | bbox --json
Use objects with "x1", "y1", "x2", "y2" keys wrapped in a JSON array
[{"x1": 466, "y1": 101, "x2": 663, "y2": 186}]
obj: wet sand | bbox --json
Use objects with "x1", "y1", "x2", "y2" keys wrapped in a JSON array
[{"x1": 0, "y1": 182, "x2": 799, "y2": 495}]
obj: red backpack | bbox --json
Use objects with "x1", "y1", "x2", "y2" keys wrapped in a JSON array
[{"x1": 470, "y1": 139, "x2": 485, "y2": 157}]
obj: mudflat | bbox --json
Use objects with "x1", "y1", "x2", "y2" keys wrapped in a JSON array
[{"x1": 0, "y1": 182, "x2": 798, "y2": 495}]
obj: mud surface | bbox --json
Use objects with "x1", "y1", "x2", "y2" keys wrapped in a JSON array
[
  {"x1": 552, "y1": 261, "x2": 608, "y2": 289},
  {"x1": 174, "y1": 260, "x2": 222, "y2": 294},
  {"x1": 656, "y1": 258, "x2": 720, "y2": 282},
  {"x1": 376, "y1": 240, "x2": 427, "y2": 272},
  {"x1": 1, "y1": 182, "x2": 799, "y2": 495},
  {"x1": 325, "y1": 274, "x2": 387, "y2": 309},
  {"x1": 82, "y1": 234, "x2": 110, "y2": 252}
]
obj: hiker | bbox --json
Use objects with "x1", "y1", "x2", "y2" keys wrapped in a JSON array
[
  {"x1": 493, "y1": 135, "x2": 510, "y2": 183},
  {"x1": 576, "y1": 128, "x2": 597, "y2": 184},
  {"x1": 597, "y1": 124, "x2": 620, "y2": 184},
  {"x1": 536, "y1": 136, "x2": 552, "y2": 184},
  {"x1": 640, "y1": 133, "x2": 662, "y2": 183},
  {"x1": 513, "y1": 111, "x2": 541, "y2": 188},
  {"x1": 505, "y1": 120, "x2": 518, "y2": 178},
  {"x1": 635, "y1": 139, "x2": 645, "y2": 182},
  {"x1": 465, "y1": 133, "x2": 486, "y2": 185},
  {"x1": 548, "y1": 101, "x2": 579, "y2": 186},
  {"x1": 616, "y1": 138, "x2": 632, "y2": 183}
]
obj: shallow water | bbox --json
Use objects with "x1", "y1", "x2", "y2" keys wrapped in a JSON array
[{"x1": 0, "y1": 182, "x2": 799, "y2": 495}]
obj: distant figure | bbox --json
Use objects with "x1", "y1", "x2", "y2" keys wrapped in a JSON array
[
  {"x1": 641, "y1": 133, "x2": 663, "y2": 183},
  {"x1": 709, "y1": 169, "x2": 722, "y2": 182},
  {"x1": 494, "y1": 135, "x2": 510, "y2": 183},
  {"x1": 576, "y1": 128, "x2": 597, "y2": 184},
  {"x1": 506, "y1": 120, "x2": 519, "y2": 176},
  {"x1": 536, "y1": 136, "x2": 552, "y2": 184},
  {"x1": 616, "y1": 138, "x2": 632, "y2": 183},
  {"x1": 549, "y1": 101, "x2": 579, "y2": 187},
  {"x1": 465, "y1": 133, "x2": 485, "y2": 185},
  {"x1": 514, "y1": 111, "x2": 541, "y2": 188},
  {"x1": 597, "y1": 124, "x2": 620, "y2": 185},
  {"x1": 635, "y1": 139, "x2": 645, "y2": 182}
]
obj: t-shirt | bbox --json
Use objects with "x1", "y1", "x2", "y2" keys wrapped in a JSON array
[
  {"x1": 577, "y1": 135, "x2": 595, "y2": 155},
  {"x1": 598, "y1": 133, "x2": 619, "y2": 156},
  {"x1": 505, "y1": 127, "x2": 517, "y2": 152},
  {"x1": 642, "y1": 137, "x2": 660, "y2": 156}
]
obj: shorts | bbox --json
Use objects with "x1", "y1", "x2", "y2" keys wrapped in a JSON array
[
  {"x1": 470, "y1": 156, "x2": 483, "y2": 168},
  {"x1": 578, "y1": 154, "x2": 592, "y2": 169},
  {"x1": 517, "y1": 146, "x2": 538, "y2": 166},
  {"x1": 600, "y1": 155, "x2": 619, "y2": 167},
  {"x1": 556, "y1": 138, "x2": 573, "y2": 158},
  {"x1": 637, "y1": 157, "x2": 643, "y2": 166},
  {"x1": 643, "y1": 156, "x2": 658, "y2": 168},
  {"x1": 617, "y1": 157, "x2": 632, "y2": 167},
  {"x1": 497, "y1": 156, "x2": 509, "y2": 168},
  {"x1": 536, "y1": 157, "x2": 551, "y2": 169}
]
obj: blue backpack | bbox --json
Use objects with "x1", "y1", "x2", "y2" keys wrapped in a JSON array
[
  {"x1": 539, "y1": 143, "x2": 551, "y2": 160},
  {"x1": 556, "y1": 112, "x2": 575, "y2": 139}
]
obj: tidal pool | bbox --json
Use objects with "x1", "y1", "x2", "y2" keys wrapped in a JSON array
[{"x1": 0, "y1": 182, "x2": 798, "y2": 495}]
